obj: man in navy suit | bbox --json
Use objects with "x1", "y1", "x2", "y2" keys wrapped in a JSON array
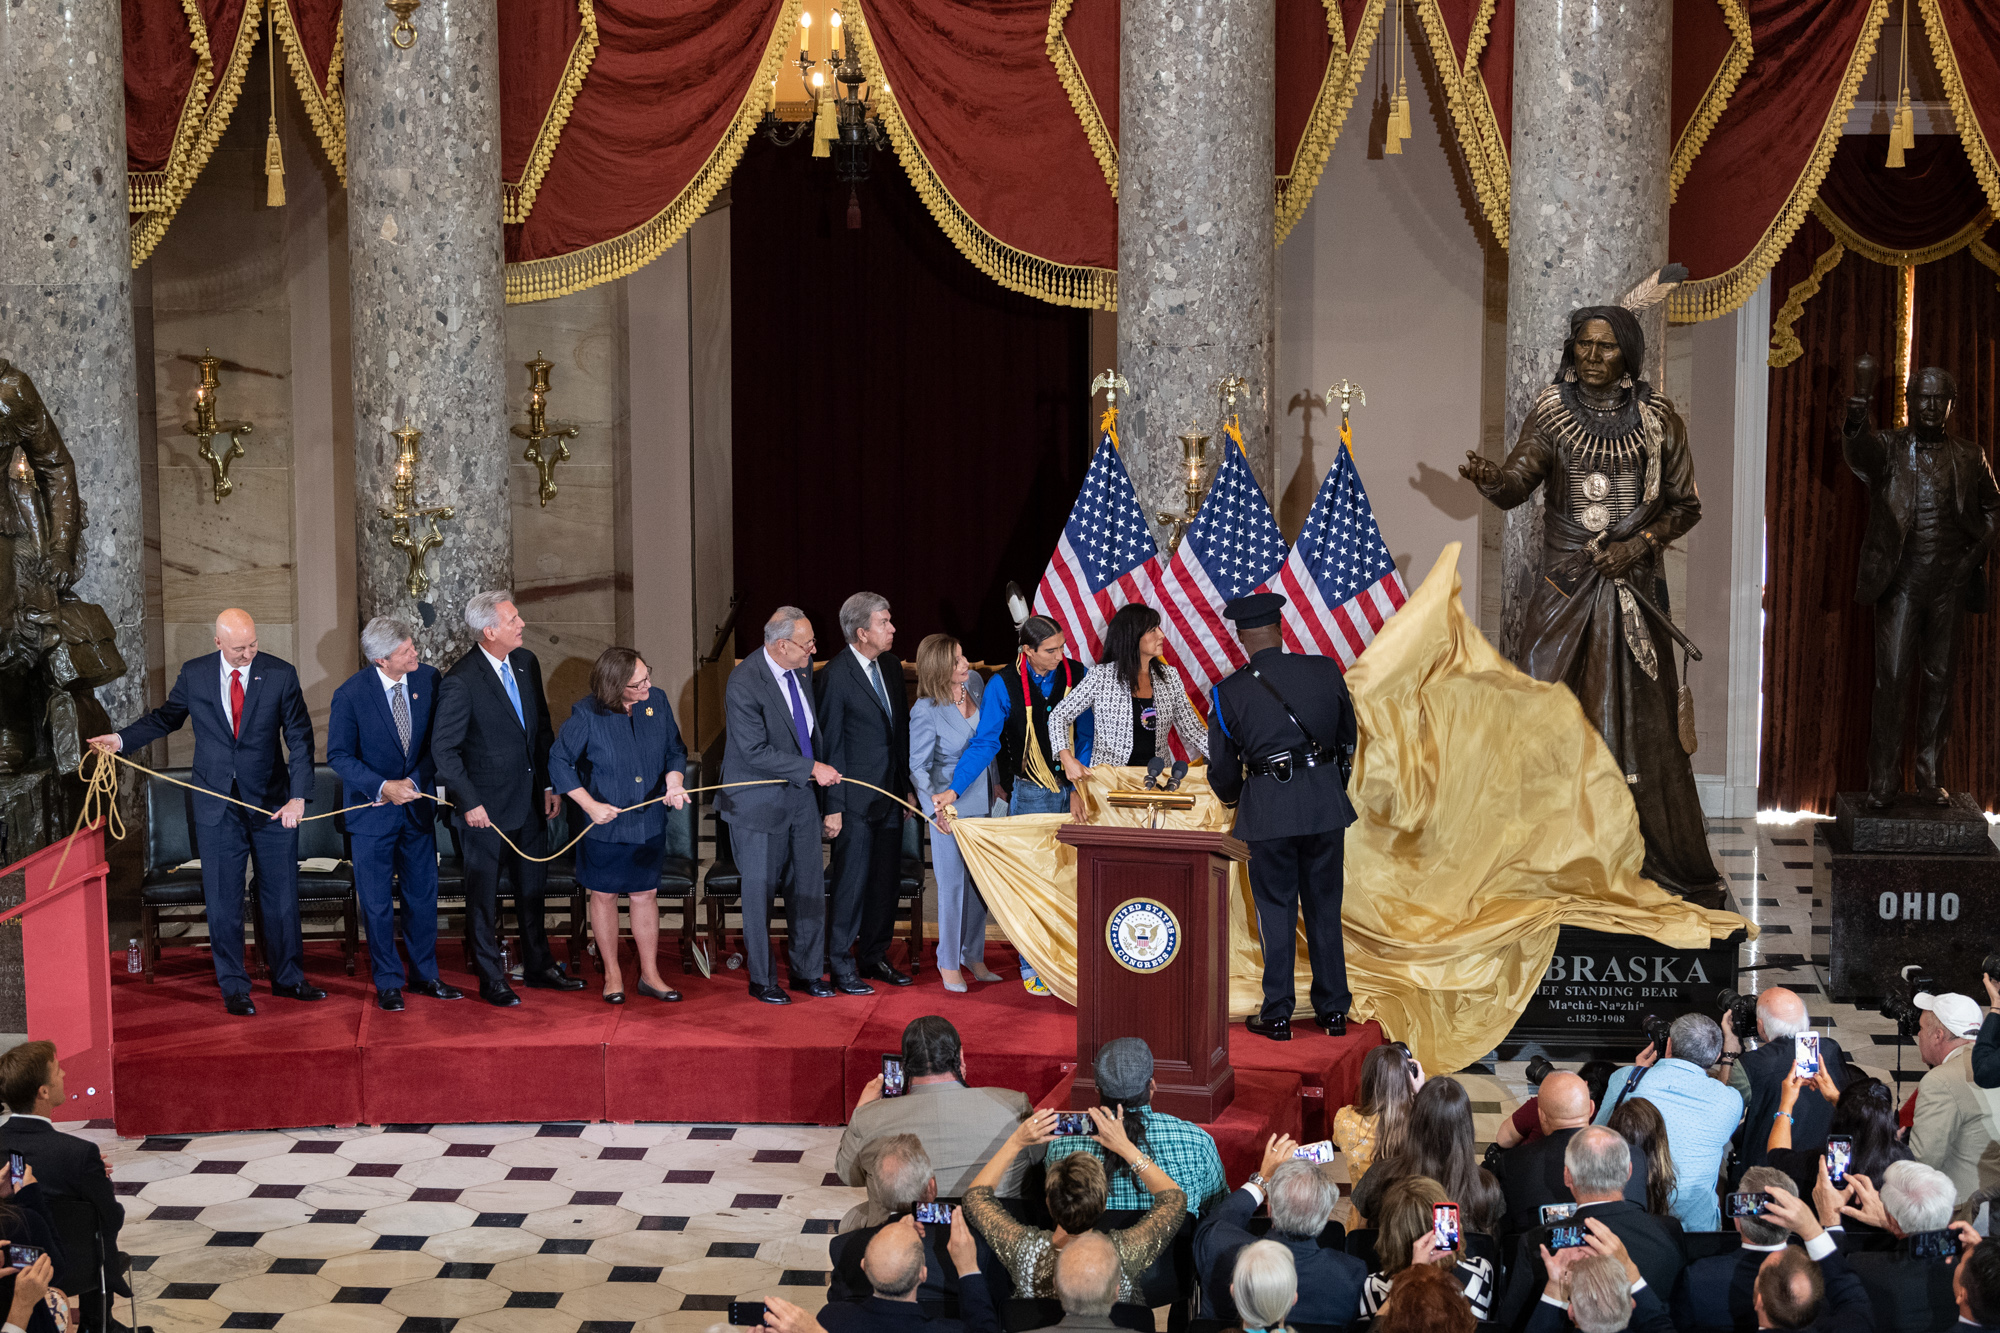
[
  {"x1": 720, "y1": 606, "x2": 843, "y2": 1004},
  {"x1": 90, "y1": 607, "x2": 318, "y2": 1016},
  {"x1": 816, "y1": 591, "x2": 911, "y2": 991},
  {"x1": 431, "y1": 591, "x2": 581, "y2": 1005},
  {"x1": 327, "y1": 615, "x2": 465, "y2": 1012}
]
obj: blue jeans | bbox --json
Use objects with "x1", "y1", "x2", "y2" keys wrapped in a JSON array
[{"x1": 1007, "y1": 781, "x2": 1072, "y2": 815}]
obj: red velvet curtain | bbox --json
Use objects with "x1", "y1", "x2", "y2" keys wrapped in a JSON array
[
  {"x1": 1758, "y1": 214, "x2": 1901, "y2": 812},
  {"x1": 499, "y1": 0, "x2": 589, "y2": 222},
  {"x1": 1819, "y1": 135, "x2": 1988, "y2": 248},
  {"x1": 727, "y1": 136, "x2": 1093, "y2": 666},
  {"x1": 1927, "y1": 0, "x2": 2000, "y2": 215}
]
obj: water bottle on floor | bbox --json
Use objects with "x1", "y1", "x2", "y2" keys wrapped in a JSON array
[{"x1": 126, "y1": 938, "x2": 141, "y2": 974}]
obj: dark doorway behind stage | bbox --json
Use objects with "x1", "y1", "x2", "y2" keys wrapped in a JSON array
[{"x1": 730, "y1": 135, "x2": 1093, "y2": 666}]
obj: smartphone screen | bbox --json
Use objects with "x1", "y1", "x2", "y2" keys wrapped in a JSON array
[
  {"x1": 5, "y1": 1244, "x2": 40, "y2": 1269},
  {"x1": 1794, "y1": 1033, "x2": 1822, "y2": 1079},
  {"x1": 1726, "y1": 1191, "x2": 1768, "y2": 1219},
  {"x1": 1825, "y1": 1136, "x2": 1853, "y2": 1187},
  {"x1": 881, "y1": 1055, "x2": 905, "y2": 1098},
  {"x1": 6, "y1": 1153, "x2": 21, "y2": 1188},
  {"x1": 1292, "y1": 1140, "x2": 1336, "y2": 1164},
  {"x1": 912, "y1": 1201, "x2": 954, "y2": 1224},
  {"x1": 1052, "y1": 1111, "x2": 1094, "y2": 1137},
  {"x1": 1539, "y1": 1202, "x2": 1577, "y2": 1224},
  {"x1": 1432, "y1": 1202, "x2": 1461, "y2": 1252},
  {"x1": 1548, "y1": 1224, "x2": 1587, "y2": 1251},
  {"x1": 1911, "y1": 1229, "x2": 1963, "y2": 1262},
  {"x1": 728, "y1": 1301, "x2": 769, "y2": 1328}
]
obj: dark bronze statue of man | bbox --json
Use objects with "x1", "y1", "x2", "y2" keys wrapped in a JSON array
[
  {"x1": 1843, "y1": 356, "x2": 2000, "y2": 808},
  {"x1": 1459, "y1": 307, "x2": 1723, "y2": 904}
]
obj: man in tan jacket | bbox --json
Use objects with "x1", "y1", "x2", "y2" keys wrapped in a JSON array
[
  {"x1": 1908, "y1": 991, "x2": 2000, "y2": 1216},
  {"x1": 838, "y1": 1016, "x2": 1038, "y2": 1200}
]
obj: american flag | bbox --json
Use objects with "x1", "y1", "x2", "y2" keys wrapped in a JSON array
[
  {"x1": 1034, "y1": 422, "x2": 1160, "y2": 664},
  {"x1": 1150, "y1": 425, "x2": 1289, "y2": 701},
  {"x1": 1267, "y1": 438, "x2": 1408, "y2": 667}
]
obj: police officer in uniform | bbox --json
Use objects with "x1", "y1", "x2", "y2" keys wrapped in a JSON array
[{"x1": 1208, "y1": 592, "x2": 1358, "y2": 1041}]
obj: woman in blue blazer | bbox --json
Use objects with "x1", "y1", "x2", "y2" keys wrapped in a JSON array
[
  {"x1": 550, "y1": 647, "x2": 689, "y2": 1003},
  {"x1": 910, "y1": 633, "x2": 1004, "y2": 993}
]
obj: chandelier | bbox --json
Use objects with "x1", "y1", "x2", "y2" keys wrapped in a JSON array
[{"x1": 760, "y1": 7, "x2": 891, "y2": 227}]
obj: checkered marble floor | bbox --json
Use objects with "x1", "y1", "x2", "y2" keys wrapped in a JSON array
[{"x1": 73, "y1": 815, "x2": 1954, "y2": 1332}]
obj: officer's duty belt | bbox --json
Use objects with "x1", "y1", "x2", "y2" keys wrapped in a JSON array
[{"x1": 1246, "y1": 748, "x2": 1327, "y2": 782}]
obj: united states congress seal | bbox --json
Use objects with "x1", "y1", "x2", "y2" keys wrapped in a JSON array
[{"x1": 1106, "y1": 898, "x2": 1181, "y2": 974}]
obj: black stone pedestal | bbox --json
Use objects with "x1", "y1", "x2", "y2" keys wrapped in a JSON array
[
  {"x1": 1822, "y1": 797, "x2": 2000, "y2": 1002},
  {"x1": 1497, "y1": 924, "x2": 1747, "y2": 1061}
]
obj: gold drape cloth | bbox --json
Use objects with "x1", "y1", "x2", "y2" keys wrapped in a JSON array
[{"x1": 949, "y1": 544, "x2": 1751, "y2": 1074}]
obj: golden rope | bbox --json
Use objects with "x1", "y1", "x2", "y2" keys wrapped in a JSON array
[{"x1": 68, "y1": 747, "x2": 943, "y2": 871}]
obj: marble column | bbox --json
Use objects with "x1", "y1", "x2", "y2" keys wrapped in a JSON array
[
  {"x1": 0, "y1": 0, "x2": 148, "y2": 733},
  {"x1": 345, "y1": 0, "x2": 510, "y2": 662},
  {"x1": 1500, "y1": 0, "x2": 1671, "y2": 656},
  {"x1": 1118, "y1": 0, "x2": 1277, "y2": 539}
]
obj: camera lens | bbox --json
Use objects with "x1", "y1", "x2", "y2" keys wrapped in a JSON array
[{"x1": 1525, "y1": 1055, "x2": 1555, "y2": 1086}]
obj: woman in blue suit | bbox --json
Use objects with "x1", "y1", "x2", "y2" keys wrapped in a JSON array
[
  {"x1": 550, "y1": 647, "x2": 689, "y2": 1003},
  {"x1": 910, "y1": 633, "x2": 1004, "y2": 993}
]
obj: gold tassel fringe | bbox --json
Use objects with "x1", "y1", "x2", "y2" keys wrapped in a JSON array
[
  {"x1": 265, "y1": 124, "x2": 286, "y2": 205},
  {"x1": 1812, "y1": 197, "x2": 1993, "y2": 267},
  {"x1": 130, "y1": 0, "x2": 267, "y2": 266},
  {"x1": 1407, "y1": 0, "x2": 1509, "y2": 246},
  {"x1": 1276, "y1": 0, "x2": 1387, "y2": 242},
  {"x1": 1970, "y1": 238, "x2": 2000, "y2": 291},
  {"x1": 1045, "y1": 0, "x2": 1118, "y2": 197},
  {"x1": 1766, "y1": 237, "x2": 1846, "y2": 368},
  {"x1": 1669, "y1": 0, "x2": 1752, "y2": 201},
  {"x1": 1919, "y1": 0, "x2": 2000, "y2": 217},
  {"x1": 504, "y1": 0, "x2": 805, "y2": 304},
  {"x1": 267, "y1": 0, "x2": 345, "y2": 183},
  {"x1": 843, "y1": 0, "x2": 1116, "y2": 310},
  {"x1": 1667, "y1": 0, "x2": 1887, "y2": 324},
  {"x1": 502, "y1": 0, "x2": 599, "y2": 225}
]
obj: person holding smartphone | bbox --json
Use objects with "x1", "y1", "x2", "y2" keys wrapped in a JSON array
[
  {"x1": 1727, "y1": 987, "x2": 1854, "y2": 1179},
  {"x1": 961, "y1": 1106, "x2": 1186, "y2": 1303},
  {"x1": 1193, "y1": 1133, "x2": 1366, "y2": 1326},
  {"x1": 1356, "y1": 1176, "x2": 1496, "y2": 1321},
  {"x1": 1765, "y1": 1070, "x2": 1910, "y2": 1219},
  {"x1": 814, "y1": 1209, "x2": 1000, "y2": 1333}
]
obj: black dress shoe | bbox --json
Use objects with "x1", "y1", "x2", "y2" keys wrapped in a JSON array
[
  {"x1": 407, "y1": 978, "x2": 464, "y2": 1000},
  {"x1": 636, "y1": 980, "x2": 683, "y2": 1002},
  {"x1": 1246, "y1": 1014, "x2": 1292, "y2": 1042},
  {"x1": 482, "y1": 986, "x2": 522, "y2": 1007},
  {"x1": 1315, "y1": 1012, "x2": 1347, "y2": 1037},
  {"x1": 790, "y1": 978, "x2": 837, "y2": 999},
  {"x1": 831, "y1": 976, "x2": 875, "y2": 997},
  {"x1": 862, "y1": 962, "x2": 914, "y2": 987},
  {"x1": 376, "y1": 989, "x2": 405, "y2": 1012},
  {"x1": 603, "y1": 990, "x2": 625, "y2": 1005},
  {"x1": 224, "y1": 994, "x2": 257, "y2": 1017},
  {"x1": 524, "y1": 967, "x2": 585, "y2": 991},
  {"x1": 272, "y1": 982, "x2": 328, "y2": 1002},
  {"x1": 749, "y1": 983, "x2": 792, "y2": 1005}
]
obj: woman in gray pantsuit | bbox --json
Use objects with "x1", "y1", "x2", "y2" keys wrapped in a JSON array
[{"x1": 910, "y1": 634, "x2": 1004, "y2": 993}]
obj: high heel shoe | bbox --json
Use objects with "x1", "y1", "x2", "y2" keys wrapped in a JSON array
[
  {"x1": 636, "y1": 979, "x2": 682, "y2": 1002},
  {"x1": 967, "y1": 965, "x2": 1003, "y2": 983},
  {"x1": 940, "y1": 968, "x2": 968, "y2": 994}
]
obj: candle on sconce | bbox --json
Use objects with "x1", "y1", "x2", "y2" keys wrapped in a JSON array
[{"x1": 829, "y1": 8, "x2": 842, "y2": 58}]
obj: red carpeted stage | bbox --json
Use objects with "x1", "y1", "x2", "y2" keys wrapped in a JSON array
[{"x1": 111, "y1": 941, "x2": 1379, "y2": 1177}]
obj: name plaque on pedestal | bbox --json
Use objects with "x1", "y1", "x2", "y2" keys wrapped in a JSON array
[{"x1": 1498, "y1": 924, "x2": 1746, "y2": 1061}]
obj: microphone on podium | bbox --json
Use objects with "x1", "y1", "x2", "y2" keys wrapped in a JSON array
[
  {"x1": 1145, "y1": 757, "x2": 1168, "y2": 789},
  {"x1": 1166, "y1": 760, "x2": 1188, "y2": 791}
]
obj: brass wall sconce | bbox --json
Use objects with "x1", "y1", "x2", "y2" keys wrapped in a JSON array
[
  {"x1": 509, "y1": 351, "x2": 580, "y2": 507},
  {"x1": 1157, "y1": 422, "x2": 1212, "y2": 553},
  {"x1": 378, "y1": 423, "x2": 455, "y2": 599},
  {"x1": 182, "y1": 350, "x2": 254, "y2": 504},
  {"x1": 385, "y1": 0, "x2": 419, "y2": 48}
]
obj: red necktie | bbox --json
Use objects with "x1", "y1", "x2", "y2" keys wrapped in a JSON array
[{"x1": 230, "y1": 669, "x2": 245, "y2": 738}]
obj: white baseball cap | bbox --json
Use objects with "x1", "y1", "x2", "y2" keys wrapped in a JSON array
[{"x1": 1916, "y1": 991, "x2": 1983, "y2": 1039}]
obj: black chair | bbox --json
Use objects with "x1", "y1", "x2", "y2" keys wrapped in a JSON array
[
  {"x1": 48, "y1": 1187, "x2": 128, "y2": 1333},
  {"x1": 540, "y1": 799, "x2": 590, "y2": 970},
  {"x1": 253, "y1": 764, "x2": 358, "y2": 977},
  {"x1": 898, "y1": 812, "x2": 928, "y2": 974},
  {"x1": 701, "y1": 809, "x2": 793, "y2": 969},
  {"x1": 137, "y1": 767, "x2": 206, "y2": 982},
  {"x1": 430, "y1": 806, "x2": 474, "y2": 966},
  {"x1": 1345, "y1": 1226, "x2": 1380, "y2": 1272},
  {"x1": 1682, "y1": 1230, "x2": 1743, "y2": 1261}
]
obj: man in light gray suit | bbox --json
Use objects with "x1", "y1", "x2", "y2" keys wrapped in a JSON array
[{"x1": 721, "y1": 606, "x2": 844, "y2": 1004}]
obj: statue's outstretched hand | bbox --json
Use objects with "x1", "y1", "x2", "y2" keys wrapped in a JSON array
[
  {"x1": 1852, "y1": 354, "x2": 1880, "y2": 400},
  {"x1": 1458, "y1": 451, "x2": 1500, "y2": 489}
]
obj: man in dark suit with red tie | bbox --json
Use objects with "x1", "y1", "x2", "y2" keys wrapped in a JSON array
[
  {"x1": 90, "y1": 607, "x2": 318, "y2": 1016},
  {"x1": 431, "y1": 591, "x2": 583, "y2": 1006},
  {"x1": 327, "y1": 614, "x2": 464, "y2": 1012}
]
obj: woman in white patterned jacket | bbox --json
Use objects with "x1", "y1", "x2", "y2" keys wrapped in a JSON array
[{"x1": 1048, "y1": 603, "x2": 1207, "y2": 783}]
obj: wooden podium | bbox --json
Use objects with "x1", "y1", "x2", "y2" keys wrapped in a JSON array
[{"x1": 1058, "y1": 823, "x2": 1248, "y2": 1121}]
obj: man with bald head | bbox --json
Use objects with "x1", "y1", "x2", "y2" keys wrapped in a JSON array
[
  {"x1": 1729, "y1": 986, "x2": 1852, "y2": 1179},
  {"x1": 92, "y1": 608, "x2": 317, "y2": 1015},
  {"x1": 816, "y1": 1210, "x2": 1000, "y2": 1333},
  {"x1": 1491, "y1": 1070, "x2": 1647, "y2": 1236}
]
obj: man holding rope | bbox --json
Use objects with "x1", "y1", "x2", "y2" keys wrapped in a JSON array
[{"x1": 90, "y1": 608, "x2": 318, "y2": 1017}]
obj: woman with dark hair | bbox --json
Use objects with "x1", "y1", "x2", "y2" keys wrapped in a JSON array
[
  {"x1": 930, "y1": 615, "x2": 1091, "y2": 994},
  {"x1": 1049, "y1": 604, "x2": 1206, "y2": 782},
  {"x1": 1458, "y1": 305, "x2": 1723, "y2": 902},
  {"x1": 1766, "y1": 1070, "x2": 1911, "y2": 1213},
  {"x1": 1333, "y1": 1042, "x2": 1421, "y2": 1195},
  {"x1": 550, "y1": 646, "x2": 689, "y2": 1004},
  {"x1": 1350, "y1": 1077, "x2": 1503, "y2": 1235},
  {"x1": 962, "y1": 1105, "x2": 1187, "y2": 1301},
  {"x1": 1608, "y1": 1097, "x2": 1680, "y2": 1217}
]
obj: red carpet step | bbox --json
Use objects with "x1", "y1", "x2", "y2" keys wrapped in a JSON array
[{"x1": 110, "y1": 943, "x2": 1380, "y2": 1139}]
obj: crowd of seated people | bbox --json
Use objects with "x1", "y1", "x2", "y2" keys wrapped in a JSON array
[{"x1": 789, "y1": 994, "x2": 2000, "y2": 1333}]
